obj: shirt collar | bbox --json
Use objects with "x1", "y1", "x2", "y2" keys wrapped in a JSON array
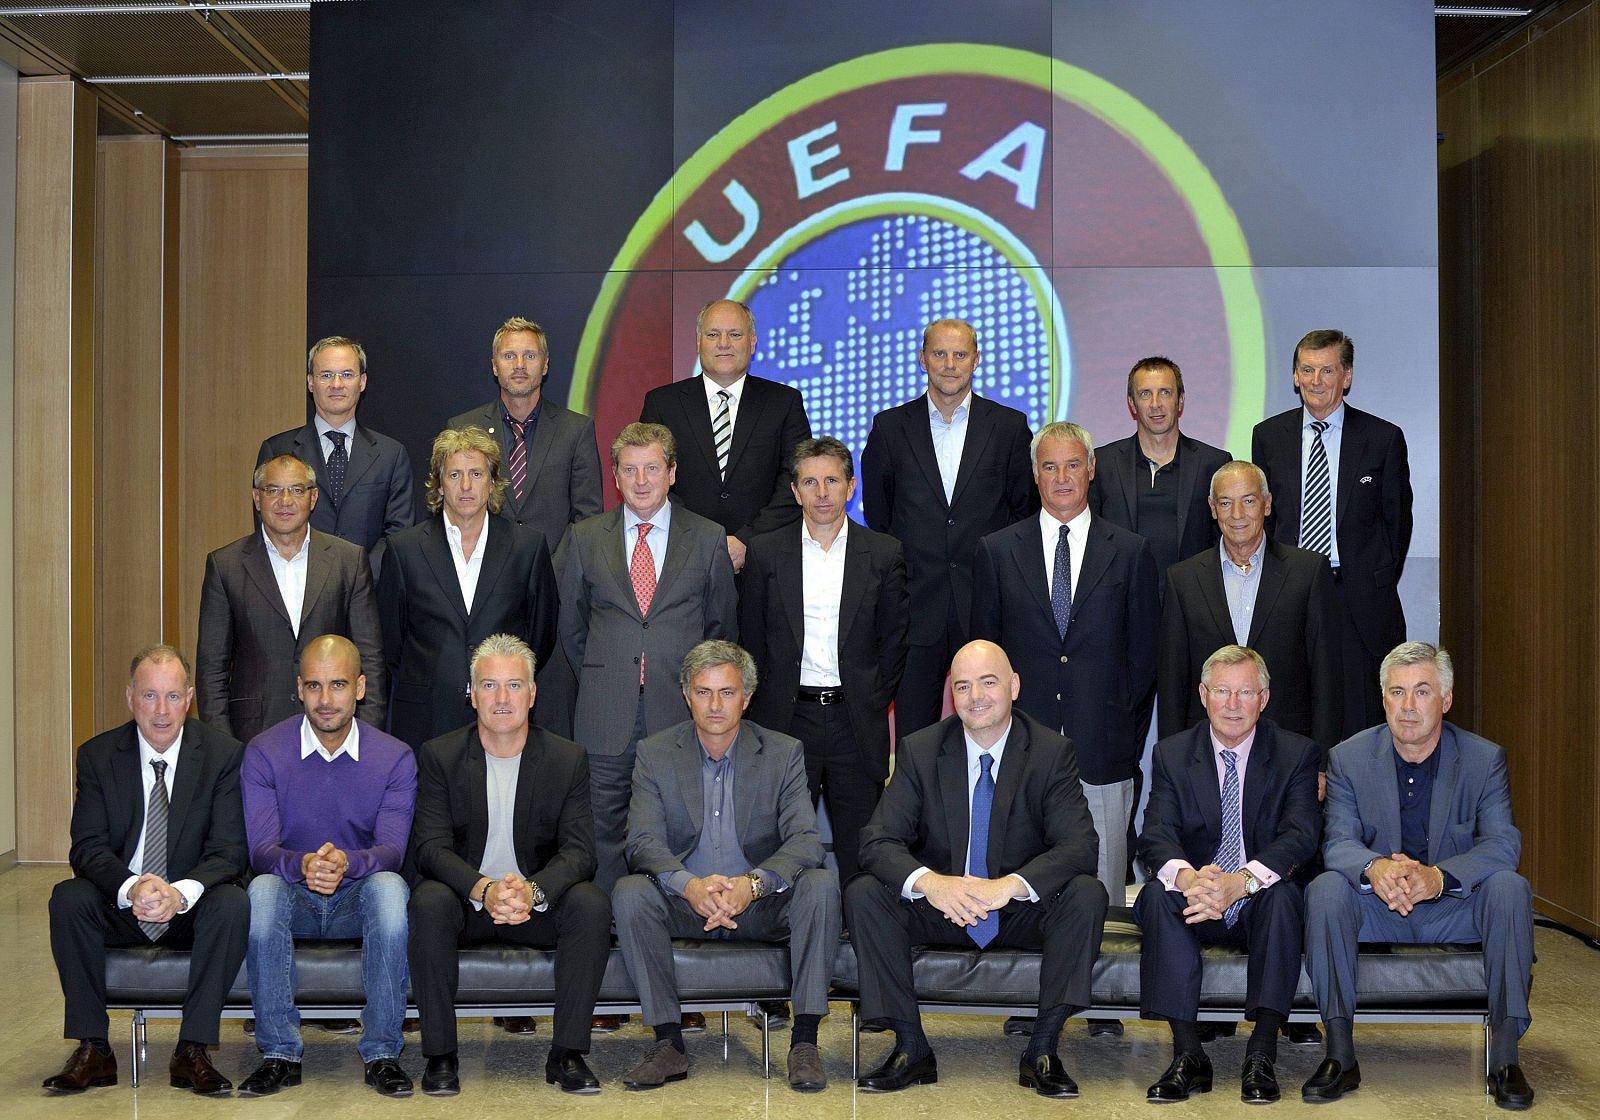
[
  {"x1": 444, "y1": 514, "x2": 487, "y2": 551},
  {"x1": 300, "y1": 714, "x2": 360, "y2": 762},
  {"x1": 136, "y1": 726, "x2": 184, "y2": 770},
  {"x1": 624, "y1": 499, "x2": 673, "y2": 534},
  {"x1": 1209, "y1": 725, "x2": 1258, "y2": 760},
  {"x1": 1219, "y1": 534, "x2": 1266, "y2": 573},
  {"x1": 504, "y1": 398, "x2": 542, "y2": 429},
  {"x1": 1040, "y1": 504, "x2": 1092, "y2": 536},
  {"x1": 314, "y1": 414, "x2": 358, "y2": 441},
  {"x1": 801, "y1": 517, "x2": 848, "y2": 551},
  {"x1": 1302, "y1": 402, "x2": 1346, "y2": 431},
  {"x1": 928, "y1": 391, "x2": 972, "y2": 423},
  {"x1": 705, "y1": 374, "x2": 746, "y2": 407},
  {"x1": 261, "y1": 525, "x2": 311, "y2": 562},
  {"x1": 963, "y1": 718, "x2": 1013, "y2": 772}
]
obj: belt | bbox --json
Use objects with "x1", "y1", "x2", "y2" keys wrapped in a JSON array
[{"x1": 797, "y1": 686, "x2": 846, "y2": 706}]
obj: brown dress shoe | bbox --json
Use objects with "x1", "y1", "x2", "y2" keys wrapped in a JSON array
[
  {"x1": 591, "y1": 1015, "x2": 626, "y2": 1033},
  {"x1": 623, "y1": 1039, "x2": 689, "y2": 1089},
  {"x1": 681, "y1": 1011, "x2": 706, "y2": 1033},
  {"x1": 499, "y1": 1016, "x2": 538, "y2": 1034},
  {"x1": 170, "y1": 1042, "x2": 232, "y2": 1096},
  {"x1": 42, "y1": 1042, "x2": 117, "y2": 1093}
]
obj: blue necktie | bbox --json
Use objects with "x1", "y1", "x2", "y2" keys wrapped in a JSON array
[
  {"x1": 1051, "y1": 525, "x2": 1072, "y2": 638},
  {"x1": 325, "y1": 430, "x2": 349, "y2": 505},
  {"x1": 1215, "y1": 751, "x2": 1246, "y2": 927},
  {"x1": 968, "y1": 753, "x2": 998, "y2": 947}
]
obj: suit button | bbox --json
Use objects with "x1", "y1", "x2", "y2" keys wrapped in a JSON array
[
  {"x1": 950, "y1": 561, "x2": 958, "y2": 569},
  {"x1": 720, "y1": 491, "x2": 730, "y2": 499},
  {"x1": 1059, "y1": 655, "x2": 1069, "y2": 664},
  {"x1": 642, "y1": 622, "x2": 649, "y2": 629},
  {"x1": 1056, "y1": 693, "x2": 1062, "y2": 700},
  {"x1": 947, "y1": 518, "x2": 954, "y2": 525}
]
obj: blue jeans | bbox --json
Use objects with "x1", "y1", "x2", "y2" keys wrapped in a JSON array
[{"x1": 246, "y1": 871, "x2": 410, "y2": 1062}]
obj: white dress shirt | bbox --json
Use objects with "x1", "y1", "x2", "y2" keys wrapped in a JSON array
[
  {"x1": 314, "y1": 414, "x2": 358, "y2": 467},
  {"x1": 1156, "y1": 726, "x2": 1281, "y2": 893},
  {"x1": 445, "y1": 514, "x2": 488, "y2": 613},
  {"x1": 704, "y1": 373, "x2": 746, "y2": 436},
  {"x1": 1299, "y1": 403, "x2": 1345, "y2": 568},
  {"x1": 928, "y1": 391, "x2": 972, "y2": 503},
  {"x1": 300, "y1": 714, "x2": 360, "y2": 762},
  {"x1": 1039, "y1": 505, "x2": 1091, "y2": 602},
  {"x1": 798, "y1": 519, "x2": 848, "y2": 687},
  {"x1": 263, "y1": 526, "x2": 311, "y2": 637},
  {"x1": 622, "y1": 501, "x2": 672, "y2": 582},
  {"x1": 118, "y1": 729, "x2": 204, "y2": 911}
]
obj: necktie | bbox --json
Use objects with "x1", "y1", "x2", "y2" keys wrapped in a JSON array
[
  {"x1": 967, "y1": 753, "x2": 999, "y2": 947},
  {"x1": 506, "y1": 415, "x2": 528, "y2": 505},
  {"x1": 1300, "y1": 420, "x2": 1333, "y2": 557},
  {"x1": 325, "y1": 430, "x2": 348, "y2": 504},
  {"x1": 1215, "y1": 750, "x2": 1246, "y2": 927},
  {"x1": 630, "y1": 523, "x2": 656, "y2": 686},
  {"x1": 712, "y1": 390, "x2": 732, "y2": 480},
  {"x1": 139, "y1": 759, "x2": 171, "y2": 940},
  {"x1": 1051, "y1": 524, "x2": 1072, "y2": 639}
]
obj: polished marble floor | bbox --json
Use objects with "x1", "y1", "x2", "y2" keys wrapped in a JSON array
[{"x1": 3, "y1": 864, "x2": 1594, "y2": 1118}]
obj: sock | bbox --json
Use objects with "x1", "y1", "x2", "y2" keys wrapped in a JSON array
[
  {"x1": 1489, "y1": 1020, "x2": 1521, "y2": 1070},
  {"x1": 652, "y1": 1023, "x2": 685, "y2": 1054},
  {"x1": 1023, "y1": 1004, "x2": 1071, "y2": 1062},
  {"x1": 1324, "y1": 1017, "x2": 1355, "y2": 1065},
  {"x1": 885, "y1": 1017, "x2": 930, "y2": 1062},
  {"x1": 1169, "y1": 1019, "x2": 1204, "y2": 1058},
  {"x1": 791, "y1": 1013, "x2": 821, "y2": 1048},
  {"x1": 548, "y1": 1044, "x2": 579, "y2": 1062},
  {"x1": 1247, "y1": 1010, "x2": 1284, "y2": 1059}
]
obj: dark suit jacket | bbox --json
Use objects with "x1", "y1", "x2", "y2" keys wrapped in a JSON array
[
  {"x1": 409, "y1": 723, "x2": 594, "y2": 908},
  {"x1": 860, "y1": 393, "x2": 1036, "y2": 647},
  {"x1": 376, "y1": 513, "x2": 558, "y2": 749},
  {"x1": 859, "y1": 711, "x2": 1098, "y2": 900},
  {"x1": 68, "y1": 719, "x2": 247, "y2": 902},
  {"x1": 971, "y1": 513, "x2": 1160, "y2": 785},
  {"x1": 556, "y1": 500, "x2": 738, "y2": 756},
  {"x1": 625, "y1": 719, "x2": 822, "y2": 886},
  {"x1": 740, "y1": 520, "x2": 910, "y2": 783},
  {"x1": 197, "y1": 528, "x2": 386, "y2": 744},
  {"x1": 639, "y1": 374, "x2": 811, "y2": 542},
  {"x1": 1089, "y1": 432, "x2": 1232, "y2": 567},
  {"x1": 1137, "y1": 719, "x2": 1321, "y2": 883},
  {"x1": 448, "y1": 398, "x2": 603, "y2": 550},
  {"x1": 1158, "y1": 539, "x2": 1343, "y2": 757},
  {"x1": 1323, "y1": 723, "x2": 1521, "y2": 894},
  {"x1": 256, "y1": 422, "x2": 415, "y2": 553},
  {"x1": 1251, "y1": 405, "x2": 1413, "y2": 655}
]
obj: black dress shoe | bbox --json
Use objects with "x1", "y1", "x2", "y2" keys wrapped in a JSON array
[
  {"x1": 1301, "y1": 1058, "x2": 1360, "y2": 1102},
  {"x1": 316, "y1": 1017, "x2": 360, "y2": 1034},
  {"x1": 42, "y1": 1042, "x2": 117, "y2": 1093},
  {"x1": 545, "y1": 1052, "x2": 601, "y2": 1094},
  {"x1": 1147, "y1": 1052, "x2": 1214, "y2": 1102},
  {"x1": 1087, "y1": 1017, "x2": 1124, "y2": 1037},
  {"x1": 422, "y1": 1053, "x2": 460, "y2": 1096},
  {"x1": 857, "y1": 1049, "x2": 938, "y2": 1092},
  {"x1": 1002, "y1": 1015, "x2": 1035, "y2": 1036},
  {"x1": 170, "y1": 1042, "x2": 232, "y2": 1096},
  {"x1": 1488, "y1": 1063, "x2": 1535, "y2": 1111},
  {"x1": 1284, "y1": 1021, "x2": 1323, "y2": 1046},
  {"x1": 1240, "y1": 1052, "x2": 1280, "y2": 1104},
  {"x1": 364, "y1": 1057, "x2": 414, "y2": 1098},
  {"x1": 756, "y1": 1000, "x2": 790, "y2": 1028},
  {"x1": 1198, "y1": 1021, "x2": 1238, "y2": 1042},
  {"x1": 1018, "y1": 1052, "x2": 1079, "y2": 1098},
  {"x1": 238, "y1": 1058, "x2": 302, "y2": 1097}
]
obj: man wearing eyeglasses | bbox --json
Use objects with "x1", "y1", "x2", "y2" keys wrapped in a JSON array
[
  {"x1": 1157, "y1": 461, "x2": 1343, "y2": 772},
  {"x1": 1134, "y1": 644, "x2": 1321, "y2": 1105},
  {"x1": 197, "y1": 455, "x2": 387, "y2": 746},
  {"x1": 257, "y1": 335, "x2": 416, "y2": 557}
]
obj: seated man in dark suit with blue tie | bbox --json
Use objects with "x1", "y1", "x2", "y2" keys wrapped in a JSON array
[
  {"x1": 1302, "y1": 642, "x2": 1534, "y2": 1110},
  {"x1": 846, "y1": 640, "x2": 1106, "y2": 1097},
  {"x1": 1135, "y1": 644, "x2": 1321, "y2": 1104}
]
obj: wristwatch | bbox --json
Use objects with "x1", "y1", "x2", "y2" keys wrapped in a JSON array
[
  {"x1": 745, "y1": 870, "x2": 764, "y2": 900},
  {"x1": 1239, "y1": 869, "x2": 1261, "y2": 896},
  {"x1": 526, "y1": 879, "x2": 547, "y2": 908}
]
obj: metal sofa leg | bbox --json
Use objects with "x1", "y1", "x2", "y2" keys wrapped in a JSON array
[
  {"x1": 851, "y1": 1004, "x2": 859, "y2": 1079},
  {"x1": 1484, "y1": 1016, "x2": 1493, "y2": 1092},
  {"x1": 129, "y1": 1011, "x2": 143, "y2": 1088},
  {"x1": 761, "y1": 1005, "x2": 771, "y2": 1079},
  {"x1": 721, "y1": 1010, "x2": 730, "y2": 1062}
]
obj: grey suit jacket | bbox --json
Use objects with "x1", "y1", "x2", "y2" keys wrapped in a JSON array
[
  {"x1": 197, "y1": 528, "x2": 386, "y2": 744},
  {"x1": 625, "y1": 719, "x2": 822, "y2": 888},
  {"x1": 256, "y1": 422, "x2": 415, "y2": 553},
  {"x1": 1323, "y1": 722, "x2": 1521, "y2": 896},
  {"x1": 555, "y1": 500, "x2": 738, "y2": 756},
  {"x1": 448, "y1": 398, "x2": 602, "y2": 550}
]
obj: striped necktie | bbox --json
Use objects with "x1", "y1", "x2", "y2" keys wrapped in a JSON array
[
  {"x1": 506, "y1": 414, "x2": 529, "y2": 505},
  {"x1": 712, "y1": 390, "x2": 732, "y2": 480},
  {"x1": 1300, "y1": 420, "x2": 1333, "y2": 557},
  {"x1": 139, "y1": 759, "x2": 171, "y2": 940},
  {"x1": 1215, "y1": 751, "x2": 1246, "y2": 927}
]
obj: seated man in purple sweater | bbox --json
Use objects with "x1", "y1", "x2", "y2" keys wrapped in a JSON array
[{"x1": 239, "y1": 634, "x2": 418, "y2": 1098}]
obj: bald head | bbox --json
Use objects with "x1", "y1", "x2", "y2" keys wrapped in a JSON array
[
  {"x1": 297, "y1": 633, "x2": 366, "y2": 744},
  {"x1": 949, "y1": 640, "x2": 1020, "y2": 746},
  {"x1": 300, "y1": 633, "x2": 361, "y2": 678}
]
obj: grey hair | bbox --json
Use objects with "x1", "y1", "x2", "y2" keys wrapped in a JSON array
[
  {"x1": 1200, "y1": 644, "x2": 1270, "y2": 691},
  {"x1": 679, "y1": 639, "x2": 758, "y2": 696},
  {"x1": 1380, "y1": 641, "x2": 1454, "y2": 694},
  {"x1": 470, "y1": 633, "x2": 537, "y2": 684},
  {"x1": 252, "y1": 454, "x2": 317, "y2": 490},
  {"x1": 1209, "y1": 460, "x2": 1271, "y2": 501},
  {"x1": 1030, "y1": 421, "x2": 1095, "y2": 471}
]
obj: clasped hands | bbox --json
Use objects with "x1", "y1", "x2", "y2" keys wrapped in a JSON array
[
  {"x1": 128, "y1": 873, "x2": 184, "y2": 924},
  {"x1": 1176, "y1": 865, "x2": 1248, "y2": 924},
  {"x1": 480, "y1": 873, "x2": 536, "y2": 925},
  {"x1": 300, "y1": 842, "x2": 350, "y2": 896},
  {"x1": 1368, "y1": 853, "x2": 1445, "y2": 916},
  {"x1": 684, "y1": 874, "x2": 756, "y2": 932},
  {"x1": 915, "y1": 871, "x2": 1025, "y2": 927}
]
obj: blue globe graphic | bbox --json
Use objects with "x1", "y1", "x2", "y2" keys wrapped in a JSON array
[{"x1": 740, "y1": 213, "x2": 1059, "y2": 519}]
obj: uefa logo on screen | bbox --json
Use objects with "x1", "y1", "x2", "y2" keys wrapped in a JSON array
[{"x1": 573, "y1": 44, "x2": 1265, "y2": 499}]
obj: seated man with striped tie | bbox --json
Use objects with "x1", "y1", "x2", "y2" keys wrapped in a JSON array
[
  {"x1": 845, "y1": 640, "x2": 1107, "y2": 1096},
  {"x1": 1134, "y1": 644, "x2": 1321, "y2": 1104},
  {"x1": 44, "y1": 645, "x2": 249, "y2": 1096}
]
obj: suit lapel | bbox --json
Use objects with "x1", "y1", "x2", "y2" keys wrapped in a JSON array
[
  {"x1": 725, "y1": 378, "x2": 765, "y2": 477},
  {"x1": 1071, "y1": 517, "x2": 1116, "y2": 613},
  {"x1": 836, "y1": 523, "x2": 868, "y2": 650},
  {"x1": 470, "y1": 517, "x2": 512, "y2": 622},
  {"x1": 948, "y1": 398, "x2": 994, "y2": 509},
  {"x1": 677, "y1": 727, "x2": 706, "y2": 844},
  {"x1": 777, "y1": 530, "x2": 807, "y2": 652},
  {"x1": 1333, "y1": 410, "x2": 1363, "y2": 525},
  {"x1": 1173, "y1": 436, "x2": 1200, "y2": 545},
  {"x1": 1240, "y1": 725, "x2": 1271, "y2": 849},
  {"x1": 600, "y1": 511, "x2": 643, "y2": 621},
  {"x1": 419, "y1": 518, "x2": 470, "y2": 623},
  {"x1": 903, "y1": 397, "x2": 949, "y2": 508},
  {"x1": 511, "y1": 732, "x2": 540, "y2": 859},
  {"x1": 519, "y1": 408, "x2": 559, "y2": 507},
  {"x1": 733, "y1": 726, "x2": 760, "y2": 846},
  {"x1": 1012, "y1": 522, "x2": 1054, "y2": 625},
  {"x1": 936, "y1": 729, "x2": 969, "y2": 873},
  {"x1": 1189, "y1": 727, "x2": 1224, "y2": 851},
  {"x1": 653, "y1": 507, "x2": 693, "y2": 605},
  {"x1": 1274, "y1": 414, "x2": 1305, "y2": 539},
  {"x1": 678, "y1": 379, "x2": 721, "y2": 477},
  {"x1": 1426, "y1": 726, "x2": 1461, "y2": 861},
  {"x1": 241, "y1": 532, "x2": 292, "y2": 626},
  {"x1": 987, "y1": 720, "x2": 1027, "y2": 874},
  {"x1": 1368, "y1": 734, "x2": 1403, "y2": 854},
  {"x1": 1248, "y1": 544, "x2": 1289, "y2": 647},
  {"x1": 1195, "y1": 550, "x2": 1236, "y2": 645},
  {"x1": 1115, "y1": 440, "x2": 1140, "y2": 529},
  {"x1": 465, "y1": 731, "x2": 491, "y2": 865},
  {"x1": 336, "y1": 426, "x2": 380, "y2": 505},
  {"x1": 299, "y1": 531, "x2": 334, "y2": 629},
  {"x1": 166, "y1": 728, "x2": 204, "y2": 856},
  {"x1": 113, "y1": 728, "x2": 144, "y2": 862}
]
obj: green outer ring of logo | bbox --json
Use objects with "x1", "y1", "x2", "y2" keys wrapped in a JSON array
[
  {"x1": 723, "y1": 193, "x2": 1071, "y2": 421},
  {"x1": 572, "y1": 43, "x2": 1265, "y2": 455}
]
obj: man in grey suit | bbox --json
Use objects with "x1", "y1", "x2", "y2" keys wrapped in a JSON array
[
  {"x1": 198, "y1": 455, "x2": 386, "y2": 745},
  {"x1": 554, "y1": 422, "x2": 739, "y2": 893},
  {"x1": 256, "y1": 336, "x2": 415, "y2": 556},
  {"x1": 1301, "y1": 642, "x2": 1534, "y2": 1110},
  {"x1": 613, "y1": 640, "x2": 839, "y2": 1092}
]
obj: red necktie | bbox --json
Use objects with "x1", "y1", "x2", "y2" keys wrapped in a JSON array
[{"x1": 631, "y1": 523, "x2": 656, "y2": 685}]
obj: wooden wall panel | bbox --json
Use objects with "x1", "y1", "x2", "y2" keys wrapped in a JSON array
[
  {"x1": 94, "y1": 135, "x2": 178, "y2": 730},
  {"x1": 14, "y1": 78, "x2": 96, "y2": 862},
  {"x1": 176, "y1": 148, "x2": 308, "y2": 673}
]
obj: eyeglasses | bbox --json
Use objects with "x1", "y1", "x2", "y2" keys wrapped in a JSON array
[
  {"x1": 314, "y1": 370, "x2": 361, "y2": 383},
  {"x1": 1206, "y1": 686, "x2": 1260, "y2": 703},
  {"x1": 257, "y1": 484, "x2": 314, "y2": 499}
]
